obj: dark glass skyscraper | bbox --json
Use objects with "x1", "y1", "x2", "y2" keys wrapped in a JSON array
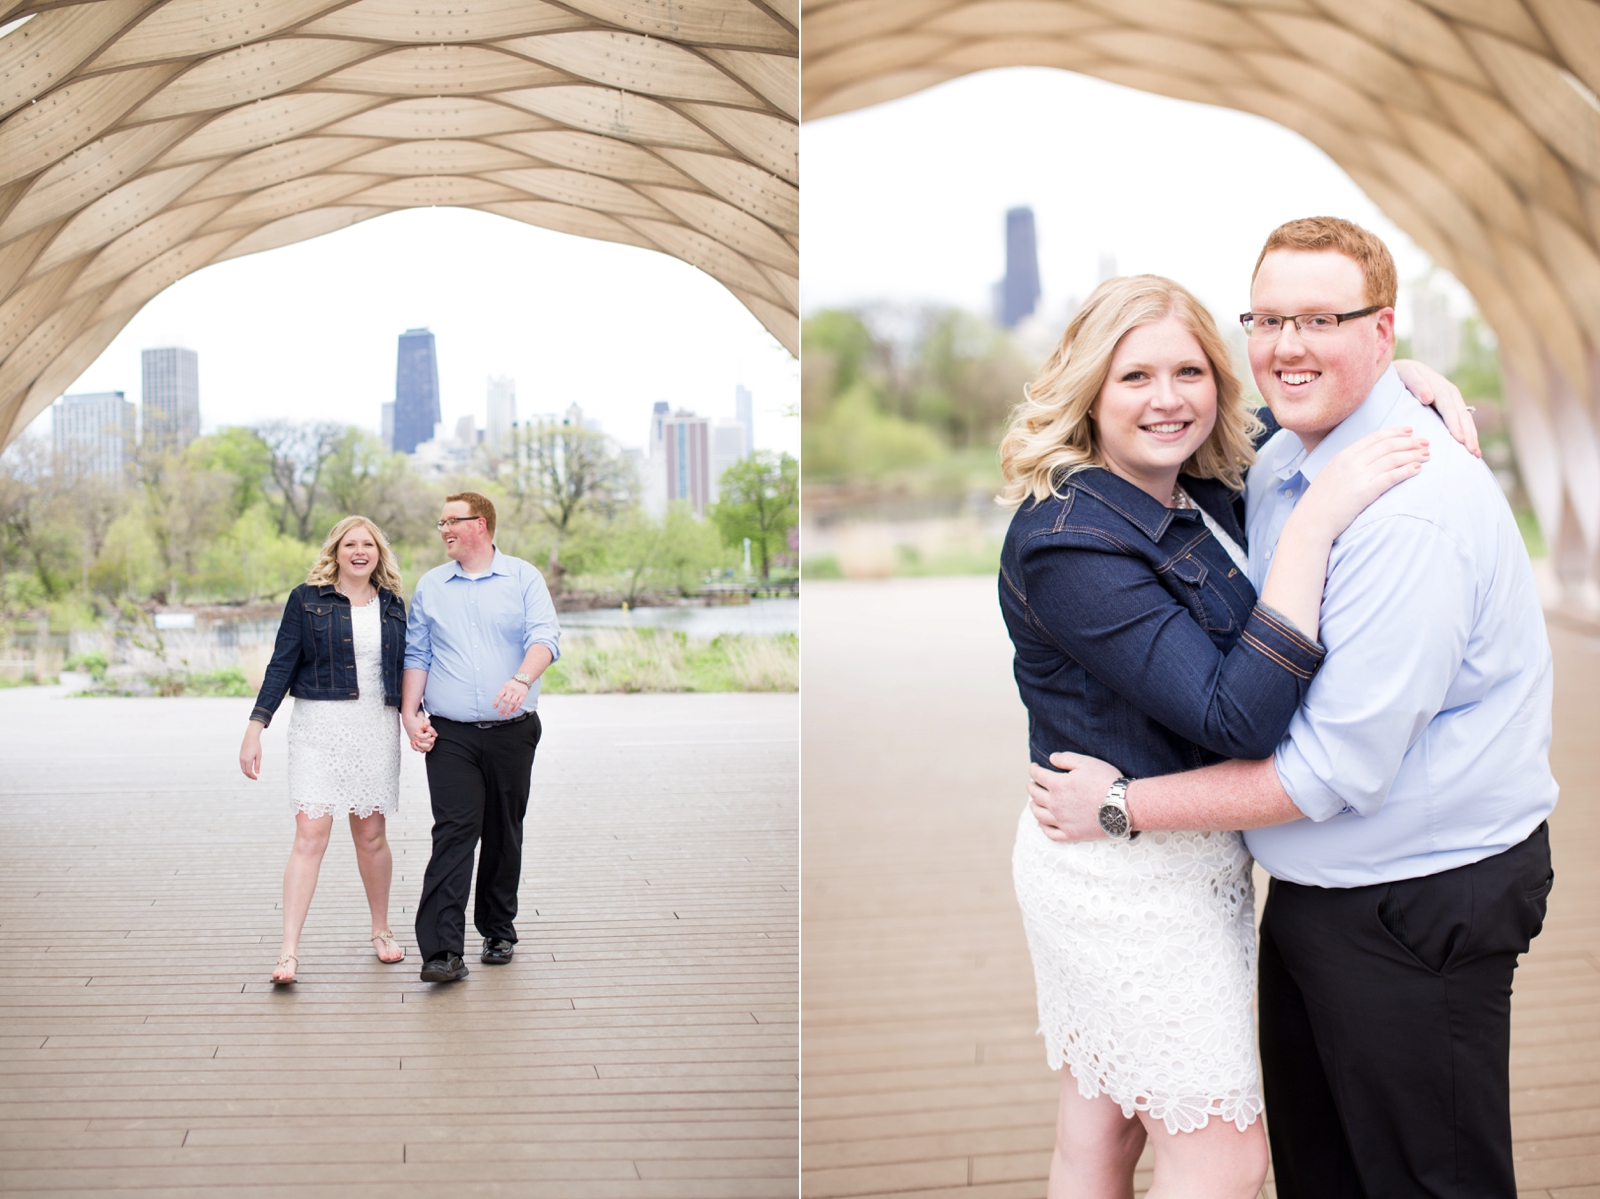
[
  {"x1": 392, "y1": 328, "x2": 440, "y2": 453},
  {"x1": 140, "y1": 346, "x2": 199, "y2": 451},
  {"x1": 998, "y1": 207, "x2": 1041, "y2": 329}
]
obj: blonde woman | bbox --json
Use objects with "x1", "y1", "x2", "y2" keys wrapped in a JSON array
[
  {"x1": 240, "y1": 516, "x2": 428, "y2": 984},
  {"x1": 997, "y1": 276, "x2": 1464, "y2": 1198}
]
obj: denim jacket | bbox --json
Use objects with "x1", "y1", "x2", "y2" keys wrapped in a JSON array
[
  {"x1": 249, "y1": 583, "x2": 407, "y2": 727},
  {"x1": 999, "y1": 467, "x2": 1327, "y2": 778}
]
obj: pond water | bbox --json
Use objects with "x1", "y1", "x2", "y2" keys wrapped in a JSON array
[{"x1": 558, "y1": 597, "x2": 798, "y2": 639}]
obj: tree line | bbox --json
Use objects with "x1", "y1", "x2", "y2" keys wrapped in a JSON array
[{"x1": 0, "y1": 418, "x2": 797, "y2": 619}]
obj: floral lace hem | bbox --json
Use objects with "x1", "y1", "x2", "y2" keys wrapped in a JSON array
[
  {"x1": 1050, "y1": 1038, "x2": 1264, "y2": 1135},
  {"x1": 291, "y1": 799, "x2": 397, "y2": 820}
]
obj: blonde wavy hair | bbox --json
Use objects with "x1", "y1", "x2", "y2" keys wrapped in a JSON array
[
  {"x1": 305, "y1": 515, "x2": 403, "y2": 594},
  {"x1": 999, "y1": 275, "x2": 1263, "y2": 507}
]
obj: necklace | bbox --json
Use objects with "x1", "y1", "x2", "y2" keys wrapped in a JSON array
[{"x1": 1170, "y1": 485, "x2": 1193, "y2": 510}]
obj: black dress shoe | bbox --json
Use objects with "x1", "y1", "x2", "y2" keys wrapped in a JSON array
[
  {"x1": 419, "y1": 953, "x2": 469, "y2": 982},
  {"x1": 481, "y1": 938, "x2": 514, "y2": 965}
]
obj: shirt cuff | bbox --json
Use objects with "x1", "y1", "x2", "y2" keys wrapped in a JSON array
[
  {"x1": 1239, "y1": 604, "x2": 1325, "y2": 681},
  {"x1": 403, "y1": 654, "x2": 430, "y2": 671},
  {"x1": 1274, "y1": 734, "x2": 1348, "y2": 823},
  {"x1": 250, "y1": 706, "x2": 274, "y2": 728},
  {"x1": 530, "y1": 637, "x2": 560, "y2": 664}
]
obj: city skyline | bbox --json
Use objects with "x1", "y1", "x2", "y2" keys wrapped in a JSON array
[{"x1": 30, "y1": 208, "x2": 798, "y2": 458}]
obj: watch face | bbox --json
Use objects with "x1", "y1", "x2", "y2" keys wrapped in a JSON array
[{"x1": 1098, "y1": 804, "x2": 1129, "y2": 838}]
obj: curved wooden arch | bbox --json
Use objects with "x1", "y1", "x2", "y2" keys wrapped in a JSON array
[
  {"x1": 804, "y1": 0, "x2": 1600, "y2": 594},
  {"x1": 0, "y1": 0, "x2": 797, "y2": 447}
]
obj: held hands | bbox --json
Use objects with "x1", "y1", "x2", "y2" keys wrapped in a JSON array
[
  {"x1": 1028, "y1": 752, "x2": 1123, "y2": 842},
  {"x1": 403, "y1": 709, "x2": 436, "y2": 753},
  {"x1": 1294, "y1": 427, "x2": 1430, "y2": 544},
  {"x1": 1393, "y1": 359, "x2": 1480, "y2": 458},
  {"x1": 492, "y1": 677, "x2": 529, "y2": 718}
]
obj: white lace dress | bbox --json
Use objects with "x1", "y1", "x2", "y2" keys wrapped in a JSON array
[
  {"x1": 286, "y1": 596, "x2": 400, "y2": 820},
  {"x1": 1011, "y1": 494, "x2": 1263, "y2": 1135}
]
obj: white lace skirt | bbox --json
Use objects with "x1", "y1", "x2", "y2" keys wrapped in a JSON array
[
  {"x1": 1011, "y1": 804, "x2": 1262, "y2": 1134},
  {"x1": 286, "y1": 694, "x2": 401, "y2": 820}
]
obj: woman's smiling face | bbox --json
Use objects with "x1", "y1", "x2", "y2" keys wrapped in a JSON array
[
  {"x1": 336, "y1": 525, "x2": 379, "y2": 587},
  {"x1": 1091, "y1": 313, "x2": 1219, "y2": 501}
]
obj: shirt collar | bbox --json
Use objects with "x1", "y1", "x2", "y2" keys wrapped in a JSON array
[
  {"x1": 1265, "y1": 365, "x2": 1406, "y2": 483},
  {"x1": 445, "y1": 547, "x2": 507, "y2": 580}
]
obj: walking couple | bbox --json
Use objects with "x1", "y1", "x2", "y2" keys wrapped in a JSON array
[
  {"x1": 238, "y1": 491, "x2": 561, "y2": 986},
  {"x1": 1002, "y1": 217, "x2": 1556, "y2": 1197}
]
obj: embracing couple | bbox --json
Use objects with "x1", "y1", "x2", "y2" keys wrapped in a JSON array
[
  {"x1": 240, "y1": 491, "x2": 560, "y2": 986},
  {"x1": 1001, "y1": 217, "x2": 1555, "y2": 1198}
]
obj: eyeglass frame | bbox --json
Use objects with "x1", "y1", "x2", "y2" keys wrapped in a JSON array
[
  {"x1": 1238, "y1": 305, "x2": 1384, "y2": 338},
  {"x1": 435, "y1": 515, "x2": 485, "y2": 530}
]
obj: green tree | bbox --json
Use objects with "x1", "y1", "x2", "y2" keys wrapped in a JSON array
[
  {"x1": 193, "y1": 427, "x2": 273, "y2": 518},
  {"x1": 711, "y1": 451, "x2": 798, "y2": 580},
  {"x1": 255, "y1": 419, "x2": 345, "y2": 541},
  {"x1": 504, "y1": 419, "x2": 632, "y2": 587}
]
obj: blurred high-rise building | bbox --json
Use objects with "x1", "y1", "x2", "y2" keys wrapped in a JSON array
[
  {"x1": 735, "y1": 384, "x2": 754, "y2": 456},
  {"x1": 643, "y1": 401, "x2": 670, "y2": 516},
  {"x1": 997, "y1": 207, "x2": 1041, "y2": 329},
  {"x1": 486, "y1": 376, "x2": 516, "y2": 452},
  {"x1": 54, "y1": 391, "x2": 135, "y2": 483},
  {"x1": 393, "y1": 328, "x2": 440, "y2": 453},
  {"x1": 140, "y1": 346, "x2": 199, "y2": 451},
  {"x1": 711, "y1": 419, "x2": 747, "y2": 501},
  {"x1": 1410, "y1": 287, "x2": 1462, "y2": 375},
  {"x1": 380, "y1": 401, "x2": 394, "y2": 448},
  {"x1": 660, "y1": 408, "x2": 711, "y2": 517}
]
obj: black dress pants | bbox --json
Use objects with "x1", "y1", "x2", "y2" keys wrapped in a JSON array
[
  {"x1": 1258, "y1": 822, "x2": 1553, "y2": 1199},
  {"x1": 414, "y1": 713, "x2": 542, "y2": 962}
]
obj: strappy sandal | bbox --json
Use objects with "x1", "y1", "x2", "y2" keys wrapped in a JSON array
[
  {"x1": 371, "y1": 931, "x2": 405, "y2": 963},
  {"x1": 271, "y1": 954, "x2": 298, "y2": 984}
]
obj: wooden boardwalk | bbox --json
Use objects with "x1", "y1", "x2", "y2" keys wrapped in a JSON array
[
  {"x1": 0, "y1": 690, "x2": 797, "y2": 1198},
  {"x1": 803, "y1": 577, "x2": 1600, "y2": 1199}
]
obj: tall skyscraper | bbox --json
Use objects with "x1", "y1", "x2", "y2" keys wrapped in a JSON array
[
  {"x1": 997, "y1": 207, "x2": 1041, "y2": 329},
  {"x1": 735, "y1": 384, "x2": 754, "y2": 456},
  {"x1": 140, "y1": 346, "x2": 199, "y2": 451},
  {"x1": 486, "y1": 376, "x2": 516, "y2": 452},
  {"x1": 663, "y1": 409, "x2": 712, "y2": 517},
  {"x1": 54, "y1": 391, "x2": 135, "y2": 483},
  {"x1": 643, "y1": 401, "x2": 671, "y2": 516},
  {"x1": 711, "y1": 419, "x2": 747, "y2": 501},
  {"x1": 392, "y1": 328, "x2": 440, "y2": 453}
]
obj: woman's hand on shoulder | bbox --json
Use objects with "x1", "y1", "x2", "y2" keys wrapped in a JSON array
[
  {"x1": 1297, "y1": 427, "x2": 1430, "y2": 543},
  {"x1": 1394, "y1": 358, "x2": 1480, "y2": 458}
]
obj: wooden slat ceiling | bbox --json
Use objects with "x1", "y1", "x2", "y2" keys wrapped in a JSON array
[
  {"x1": 0, "y1": 0, "x2": 798, "y2": 447},
  {"x1": 803, "y1": 0, "x2": 1600, "y2": 591}
]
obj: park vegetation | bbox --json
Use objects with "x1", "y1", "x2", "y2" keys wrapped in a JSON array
[{"x1": 0, "y1": 418, "x2": 799, "y2": 632}]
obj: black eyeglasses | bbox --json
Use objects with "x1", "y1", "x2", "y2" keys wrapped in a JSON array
[
  {"x1": 1239, "y1": 306, "x2": 1383, "y2": 339},
  {"x1": 435, "y1": 516, "x2": 483, "y2": 530}
]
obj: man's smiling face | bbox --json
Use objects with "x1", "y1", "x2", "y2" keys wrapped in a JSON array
[{"x1": 1248, "y1": 248, "x2": 1395, "y2": 450}]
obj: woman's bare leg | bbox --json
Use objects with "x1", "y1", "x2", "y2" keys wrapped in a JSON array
[
  {"x1": 277, "y1": 812, "x2": 334, "y2": 978},
  {"x1": 349, "y1": 811, "x2": 398, "y2": 954},
  {"x1": 1139, "y1": 1110, "x2": 1268, "y2": 1199},
  {"x1": 1047, "y1": 1071, "x2": 1147, "y2": 1199}
]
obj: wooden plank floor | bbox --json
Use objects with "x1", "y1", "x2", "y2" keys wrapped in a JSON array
[
  {"x1": 0, "y1": 690, "x2": 797, "y2": 1198},
  {"x1": 802, "y1": 577, "x2": 1600, "y2": 1199}
]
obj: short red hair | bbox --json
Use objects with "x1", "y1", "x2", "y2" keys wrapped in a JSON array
[
  {"x1": 1252, "y1": 216, "x2": 1397, "y2": 309},
  {"x1": 445, "y1": 491, "x2": 496, "y2": 538}
]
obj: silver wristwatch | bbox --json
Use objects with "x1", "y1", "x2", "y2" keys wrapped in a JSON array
[
  {"x1": 512, "y1": 671, "x2": 533, "y2": 686},
  {"x1": 1097, "y1": 776, "x2": 1139, "y2": 841}
]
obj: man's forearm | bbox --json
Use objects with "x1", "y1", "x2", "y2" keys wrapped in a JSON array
[
  {"x1": 518, "y1": 644, "x2": 555, "y2": 682},
  {"x1": 401, "y1": 668, "x2": 428, "y2": 718},
  {"x1": 1129, "y1": 757, "x2": 1305, "y2": 833}
]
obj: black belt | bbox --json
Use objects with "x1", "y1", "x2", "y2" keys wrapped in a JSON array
[{"x1": 434, "y1": 712, "x2": 532, "y2": 730}]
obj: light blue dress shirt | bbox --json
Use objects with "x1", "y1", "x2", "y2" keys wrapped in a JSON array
[
  {"x1": 404, "y1": 549, "x2": 562, "y2": 723},
  {"x1": 1242, "y1": 365, "x2": 1557, "y2": 888}
]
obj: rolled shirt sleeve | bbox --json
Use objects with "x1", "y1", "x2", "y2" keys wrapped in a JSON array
[
  {"x1": 521, "y1": 564, "x2": 561, "y2": 662},
  {"x1": 404, "y1": 579, "x2": 433, "y2": 672},
  {"x1": 1274, "y1": 513, "x2": 1473, "y2": 822}
]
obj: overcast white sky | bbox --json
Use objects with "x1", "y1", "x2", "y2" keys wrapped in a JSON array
[
  {"x1": 802, "y1": 68, "x2": 1471, "y2": 338},
  {"x1": 29, "y1": 206, "x2": 798, "y2": 455}
]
